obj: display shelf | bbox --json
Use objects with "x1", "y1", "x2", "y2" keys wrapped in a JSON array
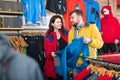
[
  {"x1": 0, "y1": 11, "x2": 23, "y2": 15},
  {"x1": 0, "y1": 28, "x2": 24, "y2": 31}
]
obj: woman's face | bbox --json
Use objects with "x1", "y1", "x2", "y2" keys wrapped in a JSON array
[{"x1": 52, "y1": 18, "x2": 62, "y2": 30}]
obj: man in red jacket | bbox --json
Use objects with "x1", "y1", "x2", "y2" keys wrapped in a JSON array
[{"x1": 101, "y1": 6, "x2": 120, "y2": 53}]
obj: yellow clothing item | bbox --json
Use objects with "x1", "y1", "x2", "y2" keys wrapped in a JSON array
[{"x1": 68, "y1": 24, "x2": 104, "y2": 64}]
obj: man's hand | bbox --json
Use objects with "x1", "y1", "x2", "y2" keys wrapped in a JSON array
[{"x1": 83, "y1": 37, "x2": 92, "y2": 44}]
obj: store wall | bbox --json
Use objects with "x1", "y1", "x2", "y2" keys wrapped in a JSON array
[{"x1": 6, "y1": 0, "x2": 120, "y2": 21}]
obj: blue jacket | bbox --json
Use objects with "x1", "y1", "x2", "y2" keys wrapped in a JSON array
[
  {"x1": 21, "y1": 0, "x2": 46, "y2": 24},
  {"x1": 84, "y1": 0, "x2": 100, "y2": 31},
  {"x1": 55, "y1": 37, "x2": 89, "y2": 80}
]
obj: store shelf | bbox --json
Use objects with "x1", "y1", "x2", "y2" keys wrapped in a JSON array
[
  {"x1": 0, "y1": 28, "x2": 24, "y2": 31},
  {"x1": 0, "y1": 11, "x2": 23, "y2": 15}
]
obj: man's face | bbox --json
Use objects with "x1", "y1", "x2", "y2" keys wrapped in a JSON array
[{"x1": 70, "y1": 13, "x2": 80, "y2": 27}]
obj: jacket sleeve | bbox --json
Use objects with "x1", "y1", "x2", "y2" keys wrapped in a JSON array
[
  {"x1": 114, "y1": 18, "x2": 120, "y2": 40},
  {"x1": 44, "y1": 38, "x2": 54, "y2": 59},
  {"x1": 89, "y1": 24, "x2": 104, "y2": 49}
]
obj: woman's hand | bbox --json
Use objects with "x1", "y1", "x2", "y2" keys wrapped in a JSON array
[{"x1": 51, "y1": 52, "x2": 57, "y2": 57}]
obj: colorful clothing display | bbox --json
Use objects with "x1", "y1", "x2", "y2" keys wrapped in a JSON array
[
  {"x1": 21, "y1": 0, "x2": 46, "y2": 24},
  {"x1": 101, "y1": 6, "x2": 120, "y2": 44},
  {"x1": 64, "y1": 0, "x2": 86, "y2": 29},
  {"x1": 84, "y1": 0, "x2": 101, "y2": 31}
]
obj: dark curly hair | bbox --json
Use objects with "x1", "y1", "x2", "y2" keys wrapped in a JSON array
[{"x1": 48, "y1": 15, "x2": 65, "y2": 33}]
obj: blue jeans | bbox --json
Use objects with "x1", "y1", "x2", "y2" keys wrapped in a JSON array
[{"x1": 73, "y1": 59, "x2": 89, "y2": 76}]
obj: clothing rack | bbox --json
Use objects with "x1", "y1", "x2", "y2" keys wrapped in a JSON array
[
  {"x1": 0, "y1": 30, "x2": 45, "y2": 36},
  {"x1": 0, "y1": 31, "x2": 22, "y2": 36},
  {"x1": 22, "y1": 31, "x2": 45, "y2": 35},
  {"x1": 86, "y1": 58, "x2": 120, "y2": 71}
]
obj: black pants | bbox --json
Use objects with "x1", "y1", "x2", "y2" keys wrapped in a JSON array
[
  {"x1": 101, "y1": 43, "x2": 117, "y2": 53},
  {"x1": 23, "y1": 35, "x2": 45, "y2": 71}
]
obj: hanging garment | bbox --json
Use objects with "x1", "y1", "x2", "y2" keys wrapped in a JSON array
[
  {"x1": 46, "y1": 0, "x2": 66, "y2": 14},
  {"x1": 86, "y1": 73, "x2": 99, "y2": 80},
  {"x1": 117, "y1": 0, "x2": 120, "y2": 5},
  {"x1": 98, "y1": 74, "x2": 112, "y2": 80},
  {"x1": 82, "y1": 72, "x2": 94, "y2": 80},
  {"x1": 23, "y1": 35, "x2": 45, "y2": 71},
  {"x1": 74, "y1": 68, "x2": 91, "y2": 80},
  {"x1": 21, "y1": 0, "x2": 46, "y2": 24},
  {"x1": 101, "y1": 6, "x2": 120, "y2": 44},
  {"x1": 84, "y1": 0, "x2": 101, "y2": 31},
  {"x1": 63, "y1": 0, "x2": 86, "y2": 29}
]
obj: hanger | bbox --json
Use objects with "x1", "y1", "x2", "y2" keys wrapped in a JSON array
[
  {"x1": 12, "y1": 36, "x2": 19, "y2": 47},
  {"x1": 97, "y1": 67, "x2": 106, "y2": 76},
  {"x1": 109, "y1": 70, "x2": 116, "y2": 77},
  {"x1": 16, "y1": 36, "x2": 22, "y2": 47},
  {"x1": 115, "y1": 72, "x2": 120, "y2": 78},
  {"x1": 87, "y1": 63, "x2": 93, "y2": 69},
  {"x1": 8, "y1": 36, "x2": 17, "y2": 48},
  {"x1": 19, "y1": 36, "x2": 29, "y2": 47}
]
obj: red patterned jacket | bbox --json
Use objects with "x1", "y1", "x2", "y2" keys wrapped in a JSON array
[{"x1": 44, "y1": 29, "x2": 68, "y2": 78}]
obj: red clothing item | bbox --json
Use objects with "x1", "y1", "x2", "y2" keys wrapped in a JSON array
[
  {"x1": 98, "y1": 73, "x2": 112, "y2": 80},
  {"x1": 101, "y1": 6, "x2": 120, "y2": 43},
  {"x1": 117, "y1": 0, "x2": 120, "y2": 5},
  {"x1": 74, "y1": 68, "x2": 90, "y2": 80},
  {"x1": 63, "y1": 0, "x2": 86, "y2": 29},
  {"x1": 44, "y1": 30, "x2": 68, "y2": 78}
]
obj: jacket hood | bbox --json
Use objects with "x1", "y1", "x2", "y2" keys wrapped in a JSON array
[
  {"x1": 46, "y1": 30, "x2": 63, "y2": 36},
  {"x1": 0, "y1": 34, "x2": 11, "y2": 61},
  {"x1": 101, "y1": 6, "x2": 113, "y2": 17},
  {"x1": 45, "y1": 30, "x2": 55, "y2": 36}
]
